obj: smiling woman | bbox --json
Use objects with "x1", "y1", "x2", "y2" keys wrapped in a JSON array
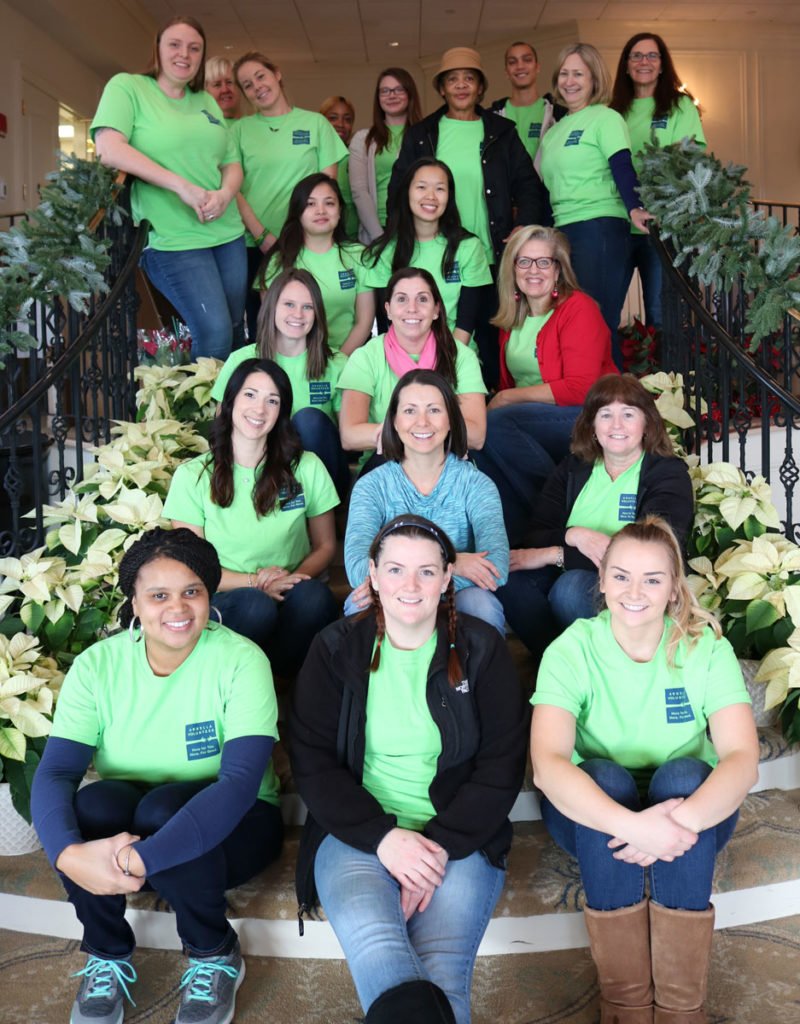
[
  {"x1": 205, "y1": 55, "x2": 243, "y2": 119},
  {"x1": 90, "y1": 16, "x2": 247, "y2": 360}
]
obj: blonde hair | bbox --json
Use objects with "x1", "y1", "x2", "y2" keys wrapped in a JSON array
[
  {"x1": 492, "y1": 225, "x2": 581, "y2": 331},
  {"x1": 204, "y1": 56, "x2": 233, "y2": 85},
  {"x1": 600, "y1": 516, "x2": 721, "y2": 666},
  {"x1": 552, "y1": 43, "x2": 612, "y2": 107}
]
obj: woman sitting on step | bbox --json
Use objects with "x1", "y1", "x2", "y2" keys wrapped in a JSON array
[
  {"x1": 292, "y1": 515, "x2": 528, "y2": 1024},
  {"x1": 31, "y1": 527, "x2": 282, "y2": 1024},
  {"x1": 531, "y1": 516, "x2": 759, "y2": 1024}
]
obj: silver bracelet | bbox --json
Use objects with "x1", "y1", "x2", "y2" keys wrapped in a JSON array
[
  {"x1": 122, "y1": 846, "x2": 132, "y2": 877},
  {"x1": 248, "y1": 572, "x2": 254, "y2": 588}
]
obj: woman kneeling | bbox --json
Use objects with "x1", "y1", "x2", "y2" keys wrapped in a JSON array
[
  {"x1": 531, "y1": 517, "x2": 758, "y2": 1023},
  {"x1": 292, "y1": 515, "x2": 527, "y2": 1023}
]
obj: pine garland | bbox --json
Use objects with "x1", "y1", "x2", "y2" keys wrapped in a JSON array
[
  {"x1": 637, "y1": 139, "x2": 800, "y2": 350},
  {"x1": 0, "y1": 154, "x2": 125, "y2": 367}
]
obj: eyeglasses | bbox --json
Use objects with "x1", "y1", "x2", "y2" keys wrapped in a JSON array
[
  {"x1": 514, "y1": 257, "x2": 558, "y2": 270},
  {"x1": 379, "y1": 86, "x2": 407, "y2": 97},
  {"x1": 629, "y1": 51, "x2": 661, "y2": 63}
]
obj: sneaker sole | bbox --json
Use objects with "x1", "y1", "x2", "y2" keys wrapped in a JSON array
[{"x1": 71, "y1": 1005, "x2": 123, "y2": 1024}]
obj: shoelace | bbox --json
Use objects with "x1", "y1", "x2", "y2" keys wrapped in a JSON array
[
  {"x1": 72, "y1": 956, "x2": 137, "y2": 1006},
  {"x1": 179, "y1": 958, "x2": 239, "y2": 1004}
]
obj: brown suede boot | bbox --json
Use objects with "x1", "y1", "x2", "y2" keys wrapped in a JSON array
[
  {"x1": 649, "y1": 902, "x2": 715, "y2": 1023},
  {"x1": 583, "y1": 899, "x2": 654, "y2": 1024}
]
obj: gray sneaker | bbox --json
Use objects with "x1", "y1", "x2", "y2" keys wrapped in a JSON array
[
  {"x1": 70, "y1": 955, "x2": 137, "y2": 1024},
  {"x1": 175, "y1": 940, "x2": 245, "y2": 1024}
]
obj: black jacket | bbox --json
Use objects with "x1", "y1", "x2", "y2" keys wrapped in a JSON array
[
  {"x1": 291, "y1": 611, "x2": 528, "y2": 922},
  {"x1": 388, "y1": 104, "x2": 551, "y2": 263},
  {"x1": 523, "y1": 453, "x2": 694, "y2": 571}
]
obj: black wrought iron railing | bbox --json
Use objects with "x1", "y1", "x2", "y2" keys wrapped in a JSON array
[
  {"x1": 752, "y1": 199, "x2": 800, "y2": 233},
  {"x1": 653, "y1": 227, "x2": 800, "y2": 543},
  {"x1": 0, "y1": 191, "x2": 147, "y2": 557}
]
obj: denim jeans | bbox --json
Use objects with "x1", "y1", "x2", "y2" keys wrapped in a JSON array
[
  {"x1": 292, "y1": 407, "x2": 350, "y2": 500},
  {"x1": 541, "y1": 757, "x2": 739, "y2": 912},
  {"x1": 343, "y1": 586, "x2": 505, "y2": 636},
  {"x1": 472, "y1": 403, "x2": 581, "y2": 547},
  {"x1": 61, "y1": 779, "x2": 283, "y2": 958},
  {"x1": 213, "y1": 578, "x2": 338, "y2": 677},
  {"x1": 561, "y1": 218, "x2": 631, "y2": 370},
  {"x1": 140, "y1": 236, "x2": 247, "y2": 360},
  {"x1": 626, "y1": 232, "x2": 663, "y2": 328},
  {"x1": 500, "y1": 567, "x2": 599, "y2": 657},
  {"x1": 315, "y1": 834, "x2": 504, "y2": 1024}
]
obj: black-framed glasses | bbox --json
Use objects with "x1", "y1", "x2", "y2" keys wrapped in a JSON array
[
  {"x1": 379, "y1": 86, "x2": 407, "y2": 97},
  {"x1": 629, "y1": 51, "x2": 661, "y2": 63},
  {"x1": 514, "y1": 256, "x2": 558, "y2": 270}
]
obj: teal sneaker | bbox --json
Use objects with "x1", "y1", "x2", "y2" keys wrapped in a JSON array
[
  {"x1": 70, "y1": 955, "x2": 136, "y2": 1024},
  {"x1": 175, "y1": 939, "x2": 244, "y2": 1024}
]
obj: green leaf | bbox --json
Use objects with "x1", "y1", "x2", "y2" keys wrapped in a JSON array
[
  {"x1": 43, "y1": 609, "x2": 75, "y2": 650},
  {"x1": 72, "y1": 606, "x2": 107, "y2": 642},
  {"x1": 0, "y1": 616, "x2": 25, "y2": 638},
  {"x1": 746, "y1": 599, "x2": 779, "y2": 634},
  {"x1": 20, "y1": 602, "x2": 46, "y2": 634}
]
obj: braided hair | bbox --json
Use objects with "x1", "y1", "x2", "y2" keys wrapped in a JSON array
[
  {"x1": 367, "y1": 513, "x2": 463, "y2": 686},
  {"x1": 118, "y1": 527, "x2": 221, "y2": 628}
]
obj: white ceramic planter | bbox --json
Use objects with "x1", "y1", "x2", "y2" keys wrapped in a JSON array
[{"x1": 0, "y1": 782, "x2": 41, "y2": 856}]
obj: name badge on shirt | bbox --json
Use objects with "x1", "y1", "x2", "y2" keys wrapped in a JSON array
[
  {"x1": 338, "y1": 268, "x2": 356, "y2": 290},
  {"x1": 618, "y1": 493, "x2": 637, "y2": 522},
  {"x1": 664, "y1": 687, "x2": 695, "y2": 724},
  {"x1": 279, "y1": 486, "x2": 306, "y2": 511},
  {"x1": 293, "y1": 130, "x2": 311, "y2": 145},
  {"x1": 309, "y1": 381, "x2": 332, "y2": 405},
  {"x1": 528, "y1": 122, "x2": 542, "y2": 139},
  {"x1": 651, "y1": 116, "x2": 669, "y2": 130},
  {"x1": 185, "y1": 721, "x2": 221, "y2": 761},
  {"x1": 200, "y1": 109, "x2": 222, "y2": 126},
  {"x1": 565, "y1": 129, "x2": 584, "y2": 147},
  {"x1": 444, "y1": 260, "x2": 461, "y2": 284}
]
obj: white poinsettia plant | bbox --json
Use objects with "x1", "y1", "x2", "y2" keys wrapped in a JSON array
[{"x1": 640, "y1": 370, "x2": 702, "y2": 463}]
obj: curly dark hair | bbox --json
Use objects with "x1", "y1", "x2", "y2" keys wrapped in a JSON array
[
  {"x1": 380, "y1": 369, "x2": 468, "y2": 462},
  {"x1": 207, "y1": 357, "x2": 302, "y2": 515},
  {"x1": 366, "y1": 158, "x2": 474, "y2": 281},
  {"x1": 118, "y1": 527, "x2": 220, "y2": 628},
  {"x1": 610, "y1": 32, "x2": 688, "y2": 120},
  {"x1": 383, "y1": 267, "x2": 459, "y2": 390}
]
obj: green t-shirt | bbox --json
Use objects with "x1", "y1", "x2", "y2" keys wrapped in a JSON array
[
  {"x1": 566, "y1": 453, "x2": 645, "y2": 535},
  {"x1": 211, "y1": 343, "x2": 346, "y2": 421},
  {"x1": 504, "y1": 310, "x2": 554, "y2": 386},
  {"x1": 163, "y1": 450, "x2": 339, "y2": 573},
  {"x1": 233, "y1": 108, "x2": 347, "y2": 243},
  {"x1": 363, "y1": 633, "x2": 440, "y2": 829},
  {"x1": 90, "y1": 74, "x2": 244, "y2": 251},
  {"x1": 337, "y1": 331, "x2": 487, "y2": 431},
  {"x1": 51, "y1": 626, "x2": 280, "y2": 804},
  {"x1": 503, "y1": 97, "x2": 547, "y2": 163},
  {"x1": 261, "y1": 244, "x2": 371, "y2": 352},
  {"x1": 338, "y1": 156, "x2": 360, "y2": 240},
  {"x1": 532, "y1": 611, "x2": 750, "y2": 792},
  {"x1": 374, "y1": 124, "x2": 405, "y2": 226},
  {"x1": 363, "y1": 234, "x2": 491, "y2": 341},
  {"x1": 436, "y1": 117, "x2": 493, "y2": 265},
  {"x1": 540, "y1": 105, "x2": 631, "y2": 227}
]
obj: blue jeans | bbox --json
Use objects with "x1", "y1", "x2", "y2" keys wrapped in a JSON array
[
  {"x1": 61, "y1": 779, "x2": 282, "y2": 957},
  {"x1": 343, "y1": 587, "x2": 506, "y2": 636},
  {"x1": 140, "y1": 236, "x2": 247, "y2": 360},
  {"x1": 315, "y1": 834, "x2": 504, "y2": 1024},
  {"x1": 472, "y1": 404, "x2": 581, "y2": 547},
  {"x1": 499, "y1": 567, "x2": 598, "y2": 658},
  {"x1": 292, "y1": 407, "x2": 350, "y2": 500},
  {"x1": 541, "y1": 757, "x2": 739, "y2": 912},
  {"x1": 561, "y1": 218, "x2": 631, "y2": 370},
  {"x1": 213, "y1": 578, "x2": 338, "y2": 677},
  {"x1": 626, "y1": 232, "x2": 663, "y2": 328}
]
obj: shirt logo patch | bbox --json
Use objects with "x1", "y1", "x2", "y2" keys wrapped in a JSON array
[
  {"x1": 651, "y1": 116, "x2": 669, "y2": 130},
  {"x1": 618, "y1": 493, "x2": 637, "y2": 522},
  {"x1": 279, "y1": 486, "x2": 306, "y2": 511},
  {"x1": 200, "y1": 109, "x2": 222, "y2": 126},
  {"x1": 664, "y1": 687, "x2": 695, "y2": 724},
  {"x1": 564, "y1": 129, "x2": 584, "y2": 147},
  {"x1": 309, "y1": 381, "x2": 332, "y2": 405},
  {"x1": 185, "y1": 721, "x2": 221, "y2": 760},
  {"x1": 527, "y1": 122, "x2": 542, "y2": 139},
  {"x1": 444, "y1": 260, "x2": 461, "y2": 284},
  {"x1": 338, "y1": 268, "x2": 356, "y2": 290},
  {"x1": 293, "y1": 130, "x2": 311, "y2": 145}
]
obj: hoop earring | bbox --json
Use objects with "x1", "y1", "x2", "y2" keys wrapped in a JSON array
[
  {"x1": 207, "y1": 606, "x2": 223, "y2": 629},
  {"x1": 128, "y1": 616, "x2": 142, "y2": 643}
]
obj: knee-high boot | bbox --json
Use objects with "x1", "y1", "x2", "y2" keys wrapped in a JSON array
[
  {"x1": 649, "y1": 902, "x2": 715, "y2": 1023},
  {"x1": 583, "y1": 898, "x2": 654, "y2": 1024}
]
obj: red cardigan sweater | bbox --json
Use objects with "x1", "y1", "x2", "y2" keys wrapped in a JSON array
[{"x1": 498, "y1": 291, "x2": 617, "y2": 405}]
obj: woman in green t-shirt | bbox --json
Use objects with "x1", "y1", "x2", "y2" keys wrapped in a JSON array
[
  {"x1": 610, "y1": 33, "x2": 706, "y2": 328},
  {"x1": 292, "y1": 515, "x2": 527, "y2": 1024},
  {"x1": 30, "y1": 527, "x2": 282, "y2": 1024},
  {"x1": 531, "y1": 516, "x2": 758, "y2": 1024},
  {"x1": 164, "y1": 358, "x2": 339, "y2": 677},
  {"x1": 498, "y1": 373, "x2": 692, "y2": 661},
  {"x1": 349, "y1": 67, "x2": 423, "y2": 243},
  {"x1": 319, "y1": 95, "x2": 359, "y2": 240},
  {"x1": 258, "y1": 173, "x2": 375, "y2": 355},
  {"x1": 364, "y1": 157, "x2": 492, "y2": 346}
]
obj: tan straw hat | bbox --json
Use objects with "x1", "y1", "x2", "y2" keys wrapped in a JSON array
[{"x1": 433, "y1": 46, "x2": 487, "y2": 90}]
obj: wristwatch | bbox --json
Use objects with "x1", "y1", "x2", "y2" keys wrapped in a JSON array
[{"x1": 554, "y1": 546, "x2": 564, "y2": 569}]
